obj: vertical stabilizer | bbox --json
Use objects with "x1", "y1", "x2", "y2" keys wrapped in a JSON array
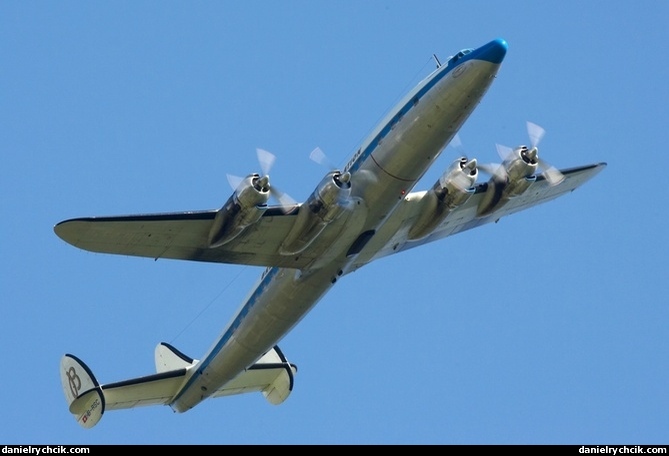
[{"x1": 60, "y1": 354, "x2": 105, "y2": 428}]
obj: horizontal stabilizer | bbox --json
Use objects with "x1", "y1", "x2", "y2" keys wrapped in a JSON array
[
  {"x1": 101, "y1": 368, "x2": 188, "y2": 411},
  {"x1": 60, "y1": 352, "x2": 189, "y2": 428},
  {"x1": 61, "y1": 345, "x2": 297, "y2": 428},
  {"x1": 212, "y1": 345, "x2": 297, "y2": 405}
]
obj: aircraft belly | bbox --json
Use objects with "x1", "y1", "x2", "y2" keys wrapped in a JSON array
[{"x1": 171, "y1": 265, "x2": 340, "y2": 412}]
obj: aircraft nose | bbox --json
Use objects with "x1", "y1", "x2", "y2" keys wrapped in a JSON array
[{"x1": 473, "y1": 38, "x2": 508, "y2": 64}]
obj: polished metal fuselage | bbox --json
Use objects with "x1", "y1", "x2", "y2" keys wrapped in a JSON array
[{"x1": 171, "y1": 42, "x2": 506, "y2": 412}]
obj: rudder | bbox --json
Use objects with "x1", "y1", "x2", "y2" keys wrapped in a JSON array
[{"x1": 60, "y1": 354, "x2": 105, "y2": 428}]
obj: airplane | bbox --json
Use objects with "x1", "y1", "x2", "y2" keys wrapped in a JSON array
[{"x1": 55, "y1": 38, "x2": 606, "y2": 428}]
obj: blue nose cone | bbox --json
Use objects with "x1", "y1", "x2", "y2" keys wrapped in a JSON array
[{"x1": 474, "y1": 38, "x2": 508, "y2": 64}]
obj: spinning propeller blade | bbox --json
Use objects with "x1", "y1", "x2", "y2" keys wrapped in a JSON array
[
  {"x1": 445, "y1": 134, "x2": 482, "y2": 190},
  {"x1": 225, "y1": 148, "x2": 297, "y2": 207},
  {"x1": 271, "y1": 184, "x2": 297, "y2": 207},
  {"x1": 309, "y1": 147, "x2": 336, "y2": 169},
  {"x1": 226, "y1": 174, "x2": 244, "y2": 193},
  {"x1": 477, "y1": 122, "x2": 564, "y2": 185},
  {"x1": 495, "y1": 143, "x2": 514, "y2": 163},
  {"x1": 258, "y1": 148, "x2": 297, "y2": 206},
  {"x1": 256, "y1": 148, "x2": 276, "y2": 177},
  {"x1": 526, "y1": 122, "x2": 564, "y2": 185},
  {"x1": 527, "y1": 121, "x2": 545, "y2": 149},
  {"x1": 474, "y1": 143, "x2": 511, "y2": 181}
]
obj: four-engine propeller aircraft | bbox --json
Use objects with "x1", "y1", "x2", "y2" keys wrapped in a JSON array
[{"x1": 55, "y1": 38, "x2": 605, "y2": 428}]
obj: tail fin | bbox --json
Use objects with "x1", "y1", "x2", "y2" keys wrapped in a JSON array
[
  {"x1": 60, "y1": 350, "x2": 190, "y2": 429},
  {"x1": 60, "y1": 354, "x2": 105, "y2": 429},
  {"x1": 210, "y1": 345, "x2": 297, "y2": 405},
  {"x1": 257, "y1": 345, "x2": 297, "y2": 405},
  {"x1": 155, "y1": 342, "x2": 197, "y2": 373}
]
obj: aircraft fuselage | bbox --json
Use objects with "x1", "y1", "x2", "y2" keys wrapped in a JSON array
[{"x1": 169, "y1": 39, "x2": 508, "y2": 412}]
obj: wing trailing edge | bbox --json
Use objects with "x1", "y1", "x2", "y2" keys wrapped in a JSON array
[{"x1": 53, "y1": 208, "x2": 319, "y2": 269}]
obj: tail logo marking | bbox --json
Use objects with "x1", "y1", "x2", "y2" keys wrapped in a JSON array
[{"x1": 65, "y1": 366, "x2": 82, "y2": 398}]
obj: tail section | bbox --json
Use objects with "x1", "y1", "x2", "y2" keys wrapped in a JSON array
[
  {"x1": 61, "y1": 344, "x2": 297, "y2": 428},
  {"x1": 210, "y1": 345, "x2": 297, "y2": 405},
  {"x1": 257, "y1": 345, "x2": 297, "y2": 405},
  {"x1": 60, "y1": 355, "x2": 105, "y2": 429},
  {"x1": 59, "y1": 350, "x2": 189, "y2": 429}
]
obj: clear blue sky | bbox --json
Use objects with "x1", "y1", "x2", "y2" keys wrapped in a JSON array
[{"x1": 2, "y1": 1, "x2": 668, "y2": 445}]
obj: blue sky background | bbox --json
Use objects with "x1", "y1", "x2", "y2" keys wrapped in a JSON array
[{"x1": 2, "y1": 1, "x2": 668, "y2": 445}]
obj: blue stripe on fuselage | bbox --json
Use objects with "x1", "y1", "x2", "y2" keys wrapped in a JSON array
[
  {"x1": 171, "y1": 266, "x2": 279, "y2": 406},
  {"x1": 345, "y1": 38, "x2": 507, "y2": 175}
]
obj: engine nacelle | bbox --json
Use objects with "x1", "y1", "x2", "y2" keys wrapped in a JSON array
[
  {"x1": 280, "y1": 170, "x2": 352, "y2": 255},
  {"x1": 477, "y1": 145, "x2": 538, "y2": 217},
  {"x1": 408, "y1": 157, "x2": 477, "y2": 240},
  {"x1": 502, "y1": 145, "x2": 539, "y2": 192},
  {"x1": 208, "y1": 174, "x2": 270, "y2": 248}
]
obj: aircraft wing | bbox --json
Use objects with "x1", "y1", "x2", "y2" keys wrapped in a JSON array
[
  {"x1": 350, "y1": 163, "x2": 606, "y2": 269},
  {"x1": 54, "y1": 206, "x2": 319, "y2": 269}
]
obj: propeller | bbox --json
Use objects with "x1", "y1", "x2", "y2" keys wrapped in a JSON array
[
  {"x1": 449, "y1": 131, "x2": 508, "y2": 182},
  {"x1": 256, "y1": 148, "x2": 297, "y2": 206},
  {"x1": 474, "y1": 142, "x2": 513, "y2": 181},
  {"x1": 256, "y1": 148, "x2": 276, "y2": 178},
  {"x1": 309, "y1": 147, "x2": 336, "y2": 170},
  {"x1": 525, "y1": 121, "x2": 564, "y2": 186},
  {"x1": 450, "y1": 133, "x2": 478, "y2": 162},
  {"x1": 527, "y1": 121, "x2": 545, "y2": 149},
  {"x1": 309, "y1": 146, "x2": 358, "y2": 188},
  {"x1": 226, "y1": 148, "x2": 297, "y2": 207},
  {"x1": 476, "y1": 122, "x2": 565, "y2": 185},
  {"x1": 447, "y1": 135, "x2": 479, "y2": 191},
  {"x1": 450, "y1": 134, "x2": 497, "y2": 188}
]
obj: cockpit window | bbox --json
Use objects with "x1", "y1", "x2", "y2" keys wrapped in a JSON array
[{"x1": 449, "y1": 49, "x2": 473, "y2": 64}]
